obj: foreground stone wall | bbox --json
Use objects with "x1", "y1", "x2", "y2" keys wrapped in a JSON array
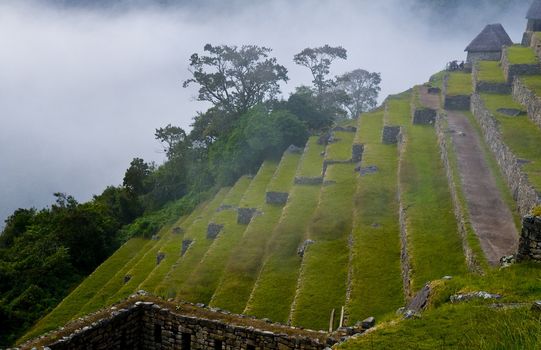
[
  {"x1": 518, "y1": 215, "x2": 541, "y2": 262},
  {"x1": 34, "y1": 300, "x2": 328, "y2": 350},
  {"x1": 512, "y1": 77, "x2": 541, "y2": 130},
  {"x1": 470, "y1": 93, "x2": 541, "y2": 216}
]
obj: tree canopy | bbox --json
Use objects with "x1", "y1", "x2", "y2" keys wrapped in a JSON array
[{"x1": 336, "y1": 69, "x2": 381, "y2": 118}]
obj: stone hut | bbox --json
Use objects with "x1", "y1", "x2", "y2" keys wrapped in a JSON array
[
  {"x1": 465, "y1": 24, "x2": 513, "y2": 63},
  {"x1": 527, "y1": 0, "x2": 541, "y2": 32}
]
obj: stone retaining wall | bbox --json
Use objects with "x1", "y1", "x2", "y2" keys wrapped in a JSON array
[
  {"x1": 512, "y1": 77, "x2": 541, "y2": 130},
  {"x1": 351, "y1": 143, "x2": 364, "y2": 162},
  {"x1": 265, "y1": 191, "x2": 289, "y2": 205},
  {"x1": 412, "y1": 108, "x2": 437, "y2": 125},
  {"x1": 237, "y1": 208, "x2": 258, "y2": 225},
  {"x1": 35, "y1": 300, "x2": 328, "y2": 350},
  {"x1": 529, "y1": 32, "x2": 541, "y2": 59},
  {"x1": 518, "y1": 215, "x2": 541, "y2": 262},
  {"x1": 382, "y1": 125, "x2": 401, "y2": 144},
  {"x1": 470, "y1": 93, "x2": 540, "y2": 216},
  {"x1": 442, "y1": 74, "x2": 471, "y2": 111},
  {"x1": 501, "y1": 48, "x2": 541, "y2": 84},
  {"x1": 207, "y1": 223, "x2": 223, "y2": 239},
  {"x1": 472, "y1": 64, "x2": 511, "y2": 94},
  {"x1": 294, "y1": 176, "x2": 323, "y2": 185}
]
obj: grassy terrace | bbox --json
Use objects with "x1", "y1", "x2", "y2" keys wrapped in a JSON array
[
  {"x1": 266, "y1": 150, "x2": 302, "y2": 193},
  {"x1": 153, "y1": 182, "x2": 249, "y2": 299},
  {"x1": 506, "y1": 45, "x2": 538, "y2": 65},
  {"x1": 446, "y1": 72, "x2": 473, "y2": 96},
  {"x1": 480, "y1": 93, "x2": 541, "y2": 191},
  {"x1": 476, "y1": 61, "x2": 506, "y2": 83},
  {"x1": 158, "y1": 178, "x2": 255, "y2": 299},
  {"x1": 354, "y1": 109, "x2": 384, "y2": 145},
  {"x1": 386, "y1": 92, "x2": 412, "y2": 125},
  {"x1": 401, "y1": 113, "x2": 467, "y2": 291},
  {"x1": 290, "y1": 162, "x2": 356, "y2": 330},
  {"x1": 210, "y1": 152, "x2": 301, "y2": 313},
  {"x1": 22, "y1": 237, "x2": 151, "y2": 341},
  {"x1": 338, "y1": 263, "x2": 541, "y2": 349},
  {"x1": 180, "y1": 157, "x2": 300, "y2": 303},
  {"x1": 326, "y1": 131, "x2": 355, "y2": 160},
  {"x1": 297, "y1": 136, "x2": 326, "y2": 178},
  {"x1": 346, "y1": 109, "x2": 403, "y2": 324}
]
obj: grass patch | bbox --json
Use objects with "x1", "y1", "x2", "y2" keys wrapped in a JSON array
[
  {"x1": 239, "y1": 160, "x2": 279, "y2": 208},
  {"x1": 346, "y1": 106, "x2": 403, "y2": 323},
  {"x1": 339, "y1": 263, "x2": 541, "y2": 350},
  {"x1": 519, "y1": 74, "x2": 541, "y2": 96},
  {"x1": 21, "y1": 238, "x2": 149, "y2": 342},
  {"x1": 476, "y1": 61, "x2": 506, "y2": 83},
  {"x1": 429, "y1": 71, "x2": 446, "y2": 90},
  {"x1": 401, "y1": 123, "x2": 468, "y2": 291},
  {"x1": 290, "y1": 163, "x2": 356, "y2": 330},
  {"x1": 386, "y1": 92, "x2": 412, "y2": 126},
  {"x1": 446, "y1": 72, "x2": 473, "y2": 96},
  {"x1": 153, "y1": 184, "x2": 245, "y2": 299},
  {"x1": 480, "y1": 93, "x2": 541, "y2": 191},
  {"x1": 356, "y1": 110, "x2": 385, "y2": 144},
  {"x1": 506, "y1": 45, "x2": 538, "y2": 65},
  {"x1": 267, "y1": 151, "x2": 302, "y2": 193},
  {"x1": 244, "y1": 185, "x2": 321, "y2": 323},
  {"x1": 296, "y1": 136, "x2": 325, "y2": 178},
  {"x1": 326, "y1": 131, "x2": 355, "y2": 161}
]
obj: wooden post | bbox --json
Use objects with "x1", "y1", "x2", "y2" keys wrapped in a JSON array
[
  {"x1": 329, "y1": 308, "x2": 335, "y2": 333},
  {"x1": 339, "y1": 306, "x2": 345, "y2": 328}
]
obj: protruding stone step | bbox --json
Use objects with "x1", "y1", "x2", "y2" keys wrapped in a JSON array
[
  {"x1": 207, "y1": 223, "x2": 223, "y2": 239},
  {"x1": 382, "y1": 125, "x2": 401, "y2": 144},
  {"x1": 237, "y1": 207, "x2": 258, "y2": 225},
  {"x1": 265, "y1": 191, "x2": 289, "y2": 205}
]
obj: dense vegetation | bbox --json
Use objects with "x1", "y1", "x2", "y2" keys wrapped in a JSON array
[{"x1": 0, "y1": 43, "x2": 380, "y2": 346}]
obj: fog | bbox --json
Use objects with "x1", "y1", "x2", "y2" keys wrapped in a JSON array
[{"x1": 0, "y1": 0, "x2": 529, "y2": 225}]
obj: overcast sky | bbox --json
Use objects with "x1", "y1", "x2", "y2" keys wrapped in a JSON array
[{"x1": 0, "y1": 0, "x2": 529, "y2": 225}]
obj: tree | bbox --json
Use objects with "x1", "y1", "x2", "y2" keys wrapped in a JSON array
[
  {"x1": 336, "y1": 69, "x2": 381, "y2": 118},
  {"x1": 155, "y1": 124, "x2": 188, "y2": 160},
  {"x1": 293, "y1": 45, "x2": 347, "y2": 95},
  {"x1": 183, "y1": 44, "x2": 289, "y2": 116},
  {"x1": 123, "y1": 158, "x2": 152, "y2": 196}
]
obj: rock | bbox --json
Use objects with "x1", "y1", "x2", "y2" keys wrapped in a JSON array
[
  {"x1": 406, "y1": 283, "x2": 431, "y2": 312},
  {"x1": 496, "y1": 108, "x2": 523, "y2": 117},
  {"x1": 181, "y1": 239, "x2": 193, "y2": 256},
  {"x1": 371, "y1": 223, "x2": 381, "y2": 228},
  {"x1": 237, "y1": 207, "x2": 258, "y2": 225},
  {"x1": 499, "y1": 255, "x2": 516, "y2": 267},
  {"x1": 531, "y1": 301, "x2": 541, "y2": 313},
  {"x1": 123, "y1": 274, "x2": 132, "y2": 284},
  {"x1": 286, "y1": 144, "x2": 303, "y2": 154},
  {"x1": 172, "y1": 227, "x2": 184, "y2": 234},
  {"x1": 151, "y1": 234, "x2": 160, "y2": 241},
  {"x1": 442, "y1": 275, "x2": 453, "y2": 280},
  {"x1": 195, "y1": 303, "x2": 206, "y2": 308},
  {"x1": 207, "y1": 223, "x2": 224, "y2": 239},
  {"x1": 450, "y1": 291, "x2": 502, "y2": 303},
  {"x1": 297, "y1": 239, "x2": 315, "y2": 257},
  {"x1": 361, "y1": 316, "x2": 375, "y2": 329},
  {"x1": 358, "y1": 165, "x2": 379, "y2": 176},
  {"x1": 156, "y1": 252, "x2": 165, "y2": 265},
  {"x1": 403, "y1": 309, "x2": 421, "y2": 319}
]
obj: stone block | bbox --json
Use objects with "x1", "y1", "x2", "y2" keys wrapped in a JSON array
[
  {"x1": 412, "y1": 108, "x2": 436, "y2": 125},
  {"x1": 207, "y1": 223, "x2": 223, "y2": 239},
  {"x1": 444, "y1": 95, "x2": 471, "y2": 111},
  {"x1": 237, "y1": 208, "x2": 257, "y2": 225},
  {"x1": 156, "y1": 252, "x2": 165, "y2": 265},
  {"x1": 181, "y1": 239, "x2": 193, "y2": 256},
  {"x1": 294, "y1": 176, "x2": 323, "y2": 185},
  {"x1": 382, "y1": 125, "x2": 401, "y2": 144},
  {"x1": 266, "y1": 192, "x2": 289, "y2": 205},
  {"x1": 351, "y1": 143, "x2": 364, "y2": 162}
]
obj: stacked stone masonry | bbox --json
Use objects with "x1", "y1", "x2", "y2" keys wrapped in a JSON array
[
  {"x1": 39, "y1": 301, "x2": 328, "y2": 350},
  {"x1": 518, "y1": 215, "x2": 541, "y2": 262},
  {"x1": 237, "y1": 208, "x2": 258, "y2": 225},
  {"x1": 265, "y1": 192, "x2": 289, "y2": 205},
  {"x1": 501, "y1": 48, "x2": 541, "y2": 84},
  {"x1": 512, "y1": 77, "x2": 541, "y2": 130},
  {"x1": 470, "y1": 93, "x2": 541, "y2": 216},
  {"x1": 381, "y1": 125, "x2": 401, "y2": 144},
  {"x1": 351, "y1": 143, "x2": 364, "y2": 162},
  {"x1": 412, "y1": 108, "x2": 437, "y2": 125},
  {"x1": 206, "y1": 224, "x2": 223, "y2": 239}
]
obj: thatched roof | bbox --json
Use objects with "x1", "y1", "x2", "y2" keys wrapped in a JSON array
[
  {"x1": 465, "y1": 24, "x2": 513, "y2": 52},
  {"x1": 527, "y1": 0, "x2": 541, "y2": 20}
]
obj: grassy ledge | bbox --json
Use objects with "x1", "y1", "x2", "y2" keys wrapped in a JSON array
[
  {"x1": 296, "y1": 136, "x2": 326, "y2": 178},
  {"x1": 476, "y1": 61, "x2": 506, "y2": 83},
  {"x1": 506, "y1": 45, "x2": 538, "y2": 65},
  {"x1": 326, "y1": 131, "x2": 355, "y2": 161},
  {"x1": 446, "y1": 72, "x2": 473, "y2": 96}
]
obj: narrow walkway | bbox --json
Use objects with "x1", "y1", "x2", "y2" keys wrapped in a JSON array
[{"x1": 420, "y1": 87, "x2": 518, "y2": 265}]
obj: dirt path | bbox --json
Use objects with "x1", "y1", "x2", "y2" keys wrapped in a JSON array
[
  {"x1": 418, "y1": 86, "x2": 440, "y2": 109},
  {"x1": 445, "y1": 110, "x2": 518, "y2": 265}
]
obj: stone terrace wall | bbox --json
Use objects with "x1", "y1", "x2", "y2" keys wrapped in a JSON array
[
  {"x1": 470, "y1": 93, "x2": 541, "y2": 216},
  {"x1": 472, "y1": 64, "x2": 511, "y2": 94},
  {"x1": 442, "y1": 74, "x2": 471, "y2": 111},
  {"x1": 512, "y1": 77, "x2": 541, "y2": 130},
  {"x1": 518, "y1": 215, "x2": 541, "y2": 262},
  {"x1": 529, "y1": 33, "x2": 541, "y2": 60},
  {"x1": 501, "y1": 48, "x2": 541, "y2": 84},
  {"x1": 33, "y1": 300, "x2": 328, "y2": 350}
]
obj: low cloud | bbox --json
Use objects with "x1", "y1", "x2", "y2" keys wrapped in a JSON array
[{"x1": 0, "y1": 0, "x2": 529, "y2": 224}]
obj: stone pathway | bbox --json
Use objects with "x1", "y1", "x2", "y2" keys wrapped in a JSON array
[
  {"x1": 445, "y1": 110, "x2": 518, "y2": 265},
  {"x1": 419, "y1": 87, "x2": 518, "y2": 265}
]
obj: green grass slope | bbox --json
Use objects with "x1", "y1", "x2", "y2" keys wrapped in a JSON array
[{"x1": 346, "y1": 107, "x2": 404, "y2": 324}]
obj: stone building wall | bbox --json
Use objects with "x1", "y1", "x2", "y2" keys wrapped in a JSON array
[
  {"x1": 470, "y1": 93, "x2": 541, "y2": 217},
  {"x1": 501, "y1": 48, "x2": 541, "y2": 84},
  {"x1": 466, "y1": 51, "x2": 501, "y2": 64},
  {"x1": 512, "y1": 77, "x2": 541, "y2": 130},
  {"x1": 34, "y1": 300, "x2": 328, "y2": 350},
  {"x1": 517, "y1": 215, "x2": 541, "y2": 262}
]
